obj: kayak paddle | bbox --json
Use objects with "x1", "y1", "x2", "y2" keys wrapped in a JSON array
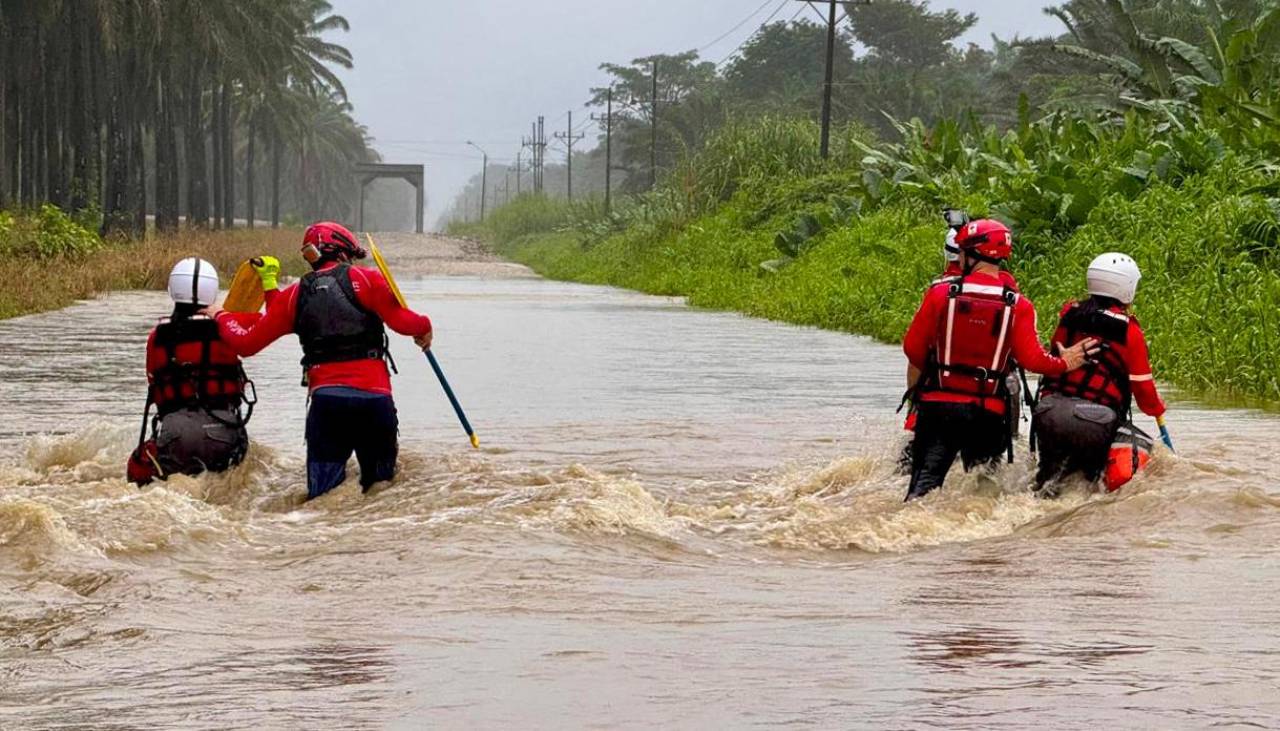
[
  {"x1": 1157, "y1": 415, "x2": 1174, "y2": 452},
  {"x1": 223, "y1": 257, "x2": 267, "y2": 313},
  {"x1": 366, "y1": 233, "x2": 480, "y2": 449}
]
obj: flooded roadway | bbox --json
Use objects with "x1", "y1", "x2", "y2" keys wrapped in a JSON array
[{"x1": 1, "y1": 236, "x2": 1279, "y2": 728}]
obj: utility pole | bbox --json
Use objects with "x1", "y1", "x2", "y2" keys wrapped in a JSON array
[
  {"x1": 530, "y1": 122, "x2": 538, "y2": 194},
  {"x1": 515, "y1": 148, "x2": 523, "y2": 196},
  {"x1": 801, "y1": 0, "x2": 872, "y2": 159},
  {"x1": 553, "y1": 111, "x2": 586, "y2": 200},
  {"x1": 650, "y1": 59, "x2": 659, "y2": 189},
  {"x1": 591, "y1": 88, "x2": 615, "y2": 214},
  {"x1": 538, "y1": 116, "x2": 546, "y2": 194},
  {"x1": 467, "y1": 141, "x2": 489, "y2": 220},
  {"x1": 524, "y1": 121, "x2": 544, "y2": 195}
]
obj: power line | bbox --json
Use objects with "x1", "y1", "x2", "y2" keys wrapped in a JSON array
[
  {"x1": 716, "y1": 0, "x2": 791, "y2": 67},
  {"x1": 697, "y1": 0, "x2": 777, "y2": 52},
  {"x1": 376, "y1": 139, "x2": 511, "y2": 146}
]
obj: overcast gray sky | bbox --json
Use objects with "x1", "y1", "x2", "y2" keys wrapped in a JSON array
[{"x1": 328, "y1": 1, "x2": 1064, "y2": 229}]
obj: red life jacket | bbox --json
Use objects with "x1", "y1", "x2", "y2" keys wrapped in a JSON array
[
  {"x1": 1041, "y1": 302, "x2": 1132, "y2": 414},
  {"x1": 150, "y1": 317, "x2": 248, "y2": 416},
  {"x1": 921, "y1": 278, "x2": 1020, "y2": 400}
]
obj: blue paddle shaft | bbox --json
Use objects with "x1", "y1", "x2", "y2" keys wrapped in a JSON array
[{"x1": 425, "y1": 349, "x2": 476, "y2": 440}]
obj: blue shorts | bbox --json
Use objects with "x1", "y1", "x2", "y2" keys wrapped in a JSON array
[{"x1": 305, "y1": 387, "x2": 399, "y2": 500}]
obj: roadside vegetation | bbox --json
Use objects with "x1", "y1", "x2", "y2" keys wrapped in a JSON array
[
  {"x1": 455, "y1": 2, "x2": 1280, "y2": 402},
  {"x1": 0, "y1": 1, "x2": 373, "y2": 320},
  {"x1": 0, "y1": 207, "x2": 305, "y2": 320}
]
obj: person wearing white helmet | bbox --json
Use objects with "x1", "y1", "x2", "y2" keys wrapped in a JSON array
[
  {"x1": 126, "y1": 258, "x2": 259, "y2": 486},
  {"x1": 1031, "y1": 253, "x2": 1168, "y2": 495}
]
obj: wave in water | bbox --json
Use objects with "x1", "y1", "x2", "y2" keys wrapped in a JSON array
[{"x1": 2, "y1": 426, "x2": 1276, "y2": 574}]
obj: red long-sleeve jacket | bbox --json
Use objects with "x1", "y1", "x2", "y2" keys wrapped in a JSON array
[
  {"x1": 214, "y1": 262, "x2": 431, "y2": 395},
  {"x1": 904, "y1": 272, "x2": 1068, "y2": 415}
]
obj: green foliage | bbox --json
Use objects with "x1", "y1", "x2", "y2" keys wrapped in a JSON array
[
  {"x1": 0, "y1": 206, "x2": 103, "y2": 259},
  {"x1": 479, "y1": 195, "x2": 575, "y2": 245},
  {"x1": 478, "y1": 98, "x2": 1280, "y2": 403},
  {"x1": 723, "y1": 21, "x2": 856, "y2": 116},
  {"x1": 846, "y1": 0, "x2": 978, "y2": 68}
]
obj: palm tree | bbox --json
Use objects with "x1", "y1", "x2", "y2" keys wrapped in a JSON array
[{"x1": 1, "y1": 0, "x2": 375, "y2": 234}]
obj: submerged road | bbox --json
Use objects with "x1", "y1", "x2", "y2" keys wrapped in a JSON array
[{"x1": 1, "y1": 233, "x2": 1278, "y2": 728}]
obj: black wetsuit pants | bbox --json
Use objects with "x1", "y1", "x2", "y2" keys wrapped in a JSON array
[
  {"x1": 906, "y1": 402, "x2": 1007, "y2": 501},
  {"x1": 306, "y1": 386, "x2": 399, "y2": 500}
]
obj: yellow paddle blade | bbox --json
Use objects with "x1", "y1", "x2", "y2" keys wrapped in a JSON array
[
  {"x1": 470, "y1": 433, "x2": 480, "y2": 449},
  {"x1": 367, "y1": 234, "x2": 407, "y2": 308},
  {"x1": 223, "y1": 260, "x2": 265, "y2": 313}
]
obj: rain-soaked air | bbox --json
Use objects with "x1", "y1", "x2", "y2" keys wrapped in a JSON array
[
  {"x1": 3, "y1": 236, "x2": 1279, "y2": 727},
  {"x1": 6, "y1": 0, "x2": 1280, "y2": 728}
]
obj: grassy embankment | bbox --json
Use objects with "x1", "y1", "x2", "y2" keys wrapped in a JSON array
[
  {"x1": 454, "y1": 117, "x2": 1280, "y2": 403},
  {"x1": 0, "y1": 206, "x2": 308, "y2": 320}
]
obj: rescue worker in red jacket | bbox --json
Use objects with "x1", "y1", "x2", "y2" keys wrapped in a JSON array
[
  {"x1": 127, "y1": 258, "x2": 259, "y2": 486},
  {"x1": 1032, "y1": 253, "x2": 1167, "y2": 494},
  {"x1": 902, "y1": 219, "x2": 1098, "y2": 500},
  {"x1": 204, "y1": 222, "x2": 433, "y2": 500},
  {"x1": 898, "y1": 218, "x2": 1025, "y2": 473}
]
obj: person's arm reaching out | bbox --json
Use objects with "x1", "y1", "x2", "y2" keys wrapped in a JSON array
[
  {"x1": 1009, "y1": 298, "x2": 1097, "y2": 375},
  {"x1": 211, "y1": 287, "x2": 297, "y2": 357},
  {"x1": 1126, "y1": 321, "x2": 1167, "y2": 418}
]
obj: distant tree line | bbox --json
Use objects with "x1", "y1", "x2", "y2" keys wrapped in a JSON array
[
  {"x1": 0, "y1": 0, "x2": 377, "y2": 237},
  {"x1": 447, "y1": 0, "x2": 1280, "y2": 222}
]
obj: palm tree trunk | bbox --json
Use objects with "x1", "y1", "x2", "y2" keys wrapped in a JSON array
[
  {"x1": 71, "y1": 13, "x2": 101, "y2": 214},
  {"x1": 222, "y1": 79, "x2": 234, "y2": 229},
  {"x1": 155, "y1": 73, "x2": 180, "y2": 232},
  {"x1": 130, "y1": 119, "x2": 147, "y2": 236},
  {"x1": 37, "y1": 65, "x2": 49, "y2": 202},
  {"x1": 210, "y1": 81, "x2": 223, "y2": 229},
  {"x1": 0, "y1": 39, "x2": 11, "y2": 208},
  {"x1": 271, "y1": 127, "x2": 281, "y2": 228},
  {"x1": 246, "y1": 109, "x2": 256, "y2": 228},
  {"x1": 184, "y1": 64, "x2": 210, "y2": 228},
  {"x1": 101, "y1": 63, "x2": 130, "y2": 236}
]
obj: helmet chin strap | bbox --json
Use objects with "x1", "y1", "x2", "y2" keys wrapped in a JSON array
[
  {"x1": 962, "y1": 250, "x2": 1002, "y2": 274},
  {"x1": 190, "y1": 258, "x2": 202, "y2": 304}
]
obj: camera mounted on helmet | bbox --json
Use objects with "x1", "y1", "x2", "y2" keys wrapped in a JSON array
[{"x1": 942, "y1": 207, "x2": 971, "y2": 230}]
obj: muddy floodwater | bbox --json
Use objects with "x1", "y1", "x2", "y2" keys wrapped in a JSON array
[{"x1": 2, "y1": 240, "x2": 1279, "y2": 729}]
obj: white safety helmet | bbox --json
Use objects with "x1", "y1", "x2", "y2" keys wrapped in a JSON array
[
  {"x1": 167, "y1": 257, "x2": 219, "y2": 306},
  {"x1": 1087, "y1": 252, "x2": 1141, "y2": 305},
  {"x1": 944, "y1": 228, "x2": 961, "y2": 263}
]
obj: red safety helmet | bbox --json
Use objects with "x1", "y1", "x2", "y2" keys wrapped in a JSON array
[
  {"x1": 302, "y1": 221, "x2": 366, "y2": 261},
  {"x1": 954, "y1": 219, "x2": 1013, "y2": 262}
]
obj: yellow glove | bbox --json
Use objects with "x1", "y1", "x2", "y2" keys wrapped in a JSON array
[{"x1": 251, "y1": 256, "x2": 280, "y2": 291}]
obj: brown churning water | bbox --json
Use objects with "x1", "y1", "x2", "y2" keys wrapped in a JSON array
[{"x1": 2, "y1": 254, "x2": 1279, "y2": 728}]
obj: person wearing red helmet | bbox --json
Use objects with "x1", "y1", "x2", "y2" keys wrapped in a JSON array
[
  {"x1": 897, "y1": 214, "x2": 1025, "y2": 475},
  {"x1": 1032, "y1": 253, "x2": 1168, "y2": 495},
  {"x1": 901, "y1": 219, "x2": 1099, "y2": 500},
  {"x1": 204, "y1": 221, "x2": 433, "y2": 500}
]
